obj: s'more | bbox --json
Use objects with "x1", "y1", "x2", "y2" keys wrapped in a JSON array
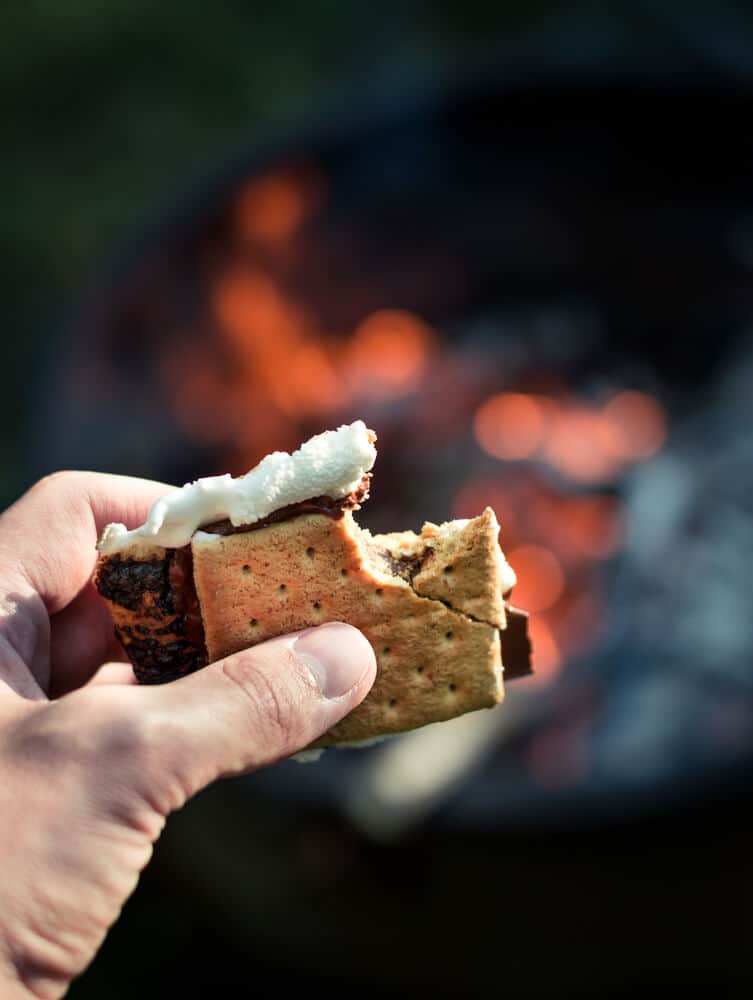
[{"x1": 94, "y1": 421, "x2": 531, "y2": 748}]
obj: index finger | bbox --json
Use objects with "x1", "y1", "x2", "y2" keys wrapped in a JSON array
[
  {"x1": 0, "y1": 472, "x2": 172, "y2": 695},
  {"x1": 0, "y1": 471, "x2": 172, "y2": 615}
]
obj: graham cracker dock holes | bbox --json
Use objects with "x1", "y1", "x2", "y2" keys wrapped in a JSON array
[
  {"x1": 188, "y1": 508, "x2": 504, "y2": 745},
  {"x1": 242, "y1": 564, "x2": 251, "y2": 575}
]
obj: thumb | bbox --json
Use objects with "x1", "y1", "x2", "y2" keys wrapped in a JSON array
[{"x1": 131, "y1": 622, "x2": 376, "y2": 805}]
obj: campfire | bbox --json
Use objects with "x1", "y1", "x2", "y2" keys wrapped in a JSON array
[
  {"x1": 148, "y1": 165, "x2": 668, "y2": 688},
  {"x1": 36, "y1": 76, "x2": 753, "y2": 831}
]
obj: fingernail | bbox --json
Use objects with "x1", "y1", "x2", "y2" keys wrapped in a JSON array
[{"x1": 293, "y1": 623, "x2": 375, "y2": 700}]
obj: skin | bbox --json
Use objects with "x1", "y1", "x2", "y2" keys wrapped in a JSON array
[{"x1": 0, "y1": 471, "x2": 377, "y2": 999}]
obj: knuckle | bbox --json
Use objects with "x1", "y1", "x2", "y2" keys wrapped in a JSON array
[
  {"x1": 34, "y1": 469, "x2": 82, "y2": 497},
  {"x1": 220, "y1": 652, "x2": 302, "y2": 752}
]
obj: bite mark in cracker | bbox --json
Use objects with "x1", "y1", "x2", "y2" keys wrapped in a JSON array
[{"x1": 191, "y1": 508, "x2": 506, "y2": 747}]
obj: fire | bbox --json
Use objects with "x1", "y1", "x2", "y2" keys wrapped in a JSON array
[
  {"x1": 472, "y1": 388, "x2": 666, "y2": 484},
  {"x1": 542, "y1": 401, "x2": 624, "y2": 483},
  {"x1": 507, "y1": 545, "x2": 565, "y2": 613},
  {"x1": 599, "y1": 390, "x2": 667, "y2": 460},
  {"x1": 346, "y1": 309, "x2": 436, "y2": 396},
  {"x1": 232, "y1": 167, "x2": 322, "y2": 248},
  {"x1": 523, "y1": 616, "x2": 562, "y2": 684},
  {"x1": 561, "y1": 496, "x2": 624, "y2": 560},
  {"x1": 527, "y1": 492, "x2": 624, "y2": 562},
  {"x1": 452, "y1": 479, "x2": 518, "y2": 538},
  {"x1": 158, "y1": 175, "x2": 665, "y2": 692},
  {"x1": 473, "y1": 392, "x2": 549, "y2": 460}
]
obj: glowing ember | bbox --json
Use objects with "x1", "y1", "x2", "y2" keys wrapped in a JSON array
[
  {"x1": 273, "y1": 343, "x2": 342, "y2": 417},
  {"x1": 508, "y1": 544, "x2": 565, "y2": 613},
  {"x1": 527, "y1": 493, "x2": 625, "y2": 563},
  {"x1": 451, "y1": 477, "x2": 519, "y2": 531},
  {"x1": 160, "y1": 182, "x2": 660, "y2": 693},
  {"x1": 232, "y1": 167, "x2": 322, "y2": 248},
  {"x1": 599, "y1": 390, "x2": 667, "y2": 460},
  {"x1": 542, "y1": 402, "x2": 624, "y2": 483},
  {"x1": 346, "y1": 309, "x2": 435, "y2": 396},
  {"x1": 473, "y1": 392, "x2": 549, "y2": 460},
  {"x1": 562, "y1": 496, "x2": 624, "y2": 560},
  {"x1": 522, "y1": 616, "x2": 562, "y2": 684}
]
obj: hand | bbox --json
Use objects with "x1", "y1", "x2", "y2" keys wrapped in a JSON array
[{"x1": 0, "y1": 471, "x2": 376, "y2": 999}]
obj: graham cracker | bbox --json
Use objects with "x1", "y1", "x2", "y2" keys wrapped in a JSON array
[
  {"x1": 191, "y1": 511, "x2": 504, "y2": 747},
  {"x1": 374, "y1": 507, "x2": 507, "y2": 629}
]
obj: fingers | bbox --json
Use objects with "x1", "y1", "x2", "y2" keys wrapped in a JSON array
[
  {"x1": 0, "y1": 472, "x2": 170, "y2": 695},
  {"x1": 48, "y1": 583, "x2": 129, "y2": 697},
  {"x1": 0, "y1": 471, "x2": 171, "y2": 616},
  {"x1": 84, "y1": 662, "x2": 137, "y2": 687},
  {"x1": 126, "y1": 623, "x2": 376, "y2": 811}
]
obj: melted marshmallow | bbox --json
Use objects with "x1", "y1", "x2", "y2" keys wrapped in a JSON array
[{"x1": 98, "y1": 421, "x2": 377, "y2": 553}]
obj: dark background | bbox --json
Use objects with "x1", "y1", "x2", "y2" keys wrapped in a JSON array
[{"x1": 3, "y1": 3, "x2": 753, "y2": 997}]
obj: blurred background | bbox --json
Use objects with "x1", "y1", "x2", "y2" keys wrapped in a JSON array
[{"x1": 4, "y1": 2, "x2": 753, "y2": 996}]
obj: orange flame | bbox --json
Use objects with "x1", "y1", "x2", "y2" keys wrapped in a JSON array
[
  {"x1": 451, "y1": 477, "x2": 518, "y2": 536},
  {"x1": 527, "y1": 492, "x2": 625, "y2": 563},
  {"x1": 507, "y1": 545, "x2": 565, "y2": 612},
  {"x1": 233, "y1": 167, "x2": 322, "y2": 248},
  {"x1": 523, "y1": 616, "x2": 562, "y2": 684},
  {"x1": 346, "y1": 309, "x2": 436, "y2": 396},
  {"x1": 599, "y1": 390, "x2": 667, "y2": 460},
  {"x1": 542, "y1": 401, "x2": 625, "y2": 483},
  {"x1": 473, "y1": 392, "x2": 549, "y2": 460},
  {"x1": 561, "y1": 496, "x2": 624, "y2": 560}
]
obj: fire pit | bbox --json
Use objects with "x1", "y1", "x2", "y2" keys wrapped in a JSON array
[
  {"x1": 35, "y1": 65, "x2": 753, "y2": 997},
  {"x1": 33, "y1": 69, "x2": 753, "y2": 834}
]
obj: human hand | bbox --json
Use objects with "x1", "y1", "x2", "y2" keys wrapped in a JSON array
[{"x1": 0, "y1": 472, "x2": 376, "y2": 998}]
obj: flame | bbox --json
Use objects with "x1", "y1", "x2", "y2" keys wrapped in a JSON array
[
  {"x1": 523, "y1": 616, "x2": 562, "y2": 684},
  {"x1": 210, "y1": 266, "x2": 351, "y2": 421},
  {"x1": 473, "y1": 392, "x2": 549, "y2": 460},
  {"x1": 542, "y1": 401, "x2": 624, "y2": 483},
  {"x1": 472, "y1": 389, "x2": 662, "y2": 483},
  {"x1": 507, "y1": 545, "x2": 565, "y2": 612},
  {"x1": 346, "y1": 309, "x2": 436, "y2": 396},
  {"x1": 274, "y1": 342, "x2": 343, "y2": 418},
  {"x1": 599, "y1": 390, "x2": 667, "y2": 460},
  {"x1": 561, "y1": 496, "x2": 624, "y2": 560},
  {"x1": 233, "y1": 168, "x2": 322, "y2": 248},
  {"x1": 451, "y1": 477, "x2": 518, "y2": 536},
  {"x1": 527, "y1": 492, "x2": 624, "y2": 563}
]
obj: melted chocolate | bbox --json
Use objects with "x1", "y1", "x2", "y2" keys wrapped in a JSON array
[
  {"x1": 168, "y1": 546, "x2": 206, "y2": 652},
  {"x1": 382, "y1": 551, "x2": 424, "y2": 583},
  {"x1": 203, "y1": 474, "x2": 371, "y2": 536},
  {"x1": 500, "y1": 606, "x2": 533, "y2": 680}
]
